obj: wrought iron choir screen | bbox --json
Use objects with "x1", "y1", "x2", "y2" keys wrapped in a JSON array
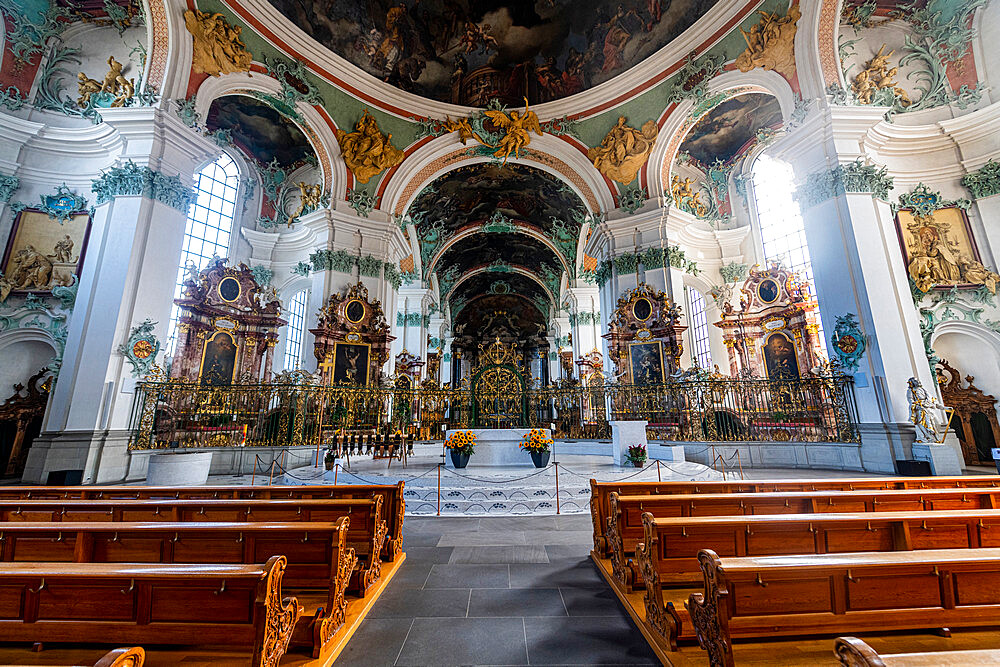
[{"x1": 128, "y1": 374, "x2": 860, "y2": 450}]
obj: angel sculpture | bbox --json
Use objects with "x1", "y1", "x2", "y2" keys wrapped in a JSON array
[{"x1": 483, "y1": 98, "x2": 543, "y2": 163}]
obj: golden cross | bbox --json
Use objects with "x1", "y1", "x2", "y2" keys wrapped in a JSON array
[{"x1": 319, "y1": 355, "x2": 335, "y2": 386}]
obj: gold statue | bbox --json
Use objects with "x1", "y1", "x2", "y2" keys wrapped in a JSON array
[
  {"x1": 735, "y1": 6, "x2": 801, "y2": 79},
  {"x1": 77, "y1": 57, "x2": 135, "y2": 108},
  {"x1": 670, "y1": 174, "x2": 708, "y2": 217},
  {"x1": 289, "y1": 182, "x2": 323, "y2": 224},
  {"x1": 482, "y1": 98, "x2": 542, "y2": 163},
  {"x1": 905, "y1": 213, "x2": 999, "y2": 293},
  {"x1": 587, "y1": 117, "x2": 659, "y2": 184},
  {"x1": 183, "y1": 9, "x2": 253, "y2": 77},
  {"x1": 852, "y1": 44, "x2": 911, "y2": 107},
  {"x1": 334, "y1": 110, "x2": 404, "y2": 184}
]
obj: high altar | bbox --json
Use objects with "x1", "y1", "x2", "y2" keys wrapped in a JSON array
[
  {"x1": 603, "y1": 284, "x2": 685, "y2": 384},
  {"x1": 715, "y1": 260, "x2": 823, "y2": 379},
  {"x1": 170, "y1": 258, "x2": 285, "y2": 384},
  {"x1": 311, "y1": 283, "x2": 394, "y2": 386}
]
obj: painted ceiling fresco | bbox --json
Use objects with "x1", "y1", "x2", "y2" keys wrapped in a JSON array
[
  {"x1": 264, "y1": 0, "x2": 720, "y2": 105},
  {"x1": 408, "y1": 163, "x2": 586, "y2": 236},
  {"x1": 453, "y1": 288, "x2": 548, "y2": 340},
  {"x1": 434, "y1": 232, "x2": 562, "y2": 277},
  {"x1": 206, "y1": 95, "x2": 315, "y2": 167},
  {"x1": 679, "y1": 93, "x2": 783, "y2": 167}
]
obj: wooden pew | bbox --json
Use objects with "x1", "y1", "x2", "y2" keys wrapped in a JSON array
[
  {"x1": 687, "y1": 548, "x2": 1000, "y2": 667},
  {"x1": 834, "y1": 636, "x2": 1000, "y2": 666},
  {"x1": 0, "y1": 557, "x2": 299, "y2": 667},
  {"x1": 0, "y1": 520, "x2": 355, "y2": 657},
  {"x1": 0, "y1": 497, "x2": 386, "y2": 592},
  {"x1": 93, "y1": 647, "x2": 145, "y2": 667},
  {"x1": 0, "y1": 483, "x2": 407, "y2": 561},
  {"x1": 607, "y1": 488, "x2": 1000, "y2": 590},
  {"x1": 633, "y1": 509, "x2": 1000, "y2": 652},
  {"x1": 589, "y1": 476, "x2": 1000, "y2": 555}
]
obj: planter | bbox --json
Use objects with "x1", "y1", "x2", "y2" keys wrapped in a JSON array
[
  {"x1": 450, "y1": 450, "x2": 470, "y2": 469},
  {"x1": 529, "y1": 451, "x2": 550, "y2": 468},
  {"x1": 324, "y1": 458, "x2": 335, "y2": 471},
  {"x1": 630, "y1": 459, "x2": 646, "y2": 468}
]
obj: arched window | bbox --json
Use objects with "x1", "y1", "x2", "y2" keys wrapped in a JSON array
[
  {"x1": 751, "y1": 154, "x2": 825, "y2": 349},
  {"x1": 686, "y1": 287, "x2": 712, "y2": 369},
  {"x1": 166, "y1": 154, "x2": 240, "y2": 353},
  {"x1": 283, "y1": 290, "x2": 309, "y2": 370}
]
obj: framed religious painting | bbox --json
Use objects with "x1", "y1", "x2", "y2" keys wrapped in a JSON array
[
  {"x1": 332, "y1": 342, "x2": 370, "y2": 386},
  {"x1": 629, "y1": 340, "x2": 665, "y2": 386},
  {"x1": 199, "y1": 331, "x2": 239, "y2": 386},
  {"x1": 896, "y1": 206, "x2": 989, "y2": 293},
  {"x1": 0, "y1": 208, "x2": 91, "y2": 301},
  {"x1": 762, "y1": 332, "x2": 799, "y2": 381}
]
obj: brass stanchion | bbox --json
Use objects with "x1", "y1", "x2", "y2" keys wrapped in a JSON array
[
  {"x1": 437, "y1": 464, "x2": 442, "y2": 516},
  {"x1": 656, "y1": 459, "x2": 661, "y2": 482},
  {"x1": 555, "y1": 462, "x2": 561, "y2": 515},
  {"x1": 268, "y1": 459, "x2": 276, "y2": 486},
  {"x1": 334, "y1": 463, "x2": 339, "y2": 485},
  {"x1": 250, "y1": 456, "x2": 258, "y2": 486}
]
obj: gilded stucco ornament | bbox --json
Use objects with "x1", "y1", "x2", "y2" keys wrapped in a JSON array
[
  {"x1": 335, "y1": 110, "x2": 404, "y2": 185},
  {"x1": 117, "y1": 318, "x2": 161, "y2": 378},
  {"x1": 735, "y1": 6, "x2": 801, "y2": 79},
  {"x1": 288, "y1": 182, "x2": 324, "y2": 224},
  {"x1": 183, "y1": 9, "x2": 253, "y2": 77},
  {"x1": 77, "y1": 57, "x2": 135, "y2": 108},
  {"x1": 670, "y1": 175, "x2": 708, "y2": 217},
  {"x1": 830, "y1": 313, "x2": 866, "y2": 372},
  {"x1": 587, "y1": 117, "x2": 659, "y2": 185},
  {"x1": 851, "y1": 45, "x2": 911, "y2": 107},
  {"x1": 442, "y1": 98, "x2": 543, "y2": 164}
]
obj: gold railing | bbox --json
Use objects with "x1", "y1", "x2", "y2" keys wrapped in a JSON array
[{"x1": 127, "y1": 375, "x2": 860, "y2": 450}]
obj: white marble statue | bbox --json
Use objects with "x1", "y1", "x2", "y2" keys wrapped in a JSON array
[{"x1": 906, "y1": 376, "x2": 947, "y2": 443}]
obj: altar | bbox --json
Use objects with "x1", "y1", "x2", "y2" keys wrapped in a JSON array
[{"x1": 445, "y1": 429, "x2": 551, "y2": 467}]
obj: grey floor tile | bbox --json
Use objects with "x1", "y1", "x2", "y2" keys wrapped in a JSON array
[
  {"x1": 424, "y1": 563, "x2": 510, "y2": 589},
  {"x1": 449, "y1": 545, "x2": 549, "y2": 564},
  {"x1": 402, "y1": 546, "x2": 455, "y2": 564},
  {"x1": 553, "y1": 514, "x2": 593, "y2": 531},
  {"x1": 559, "y1": 586, "x2": 631, "y2": 617},
  {"x1": 389, "y1": 561, "x2": 435, "y2": 589},
  {"x1": 395, "y1": 617, "x2": 528, "y2": 666},
  {"x1": 509, "y1": 561, "x2": 605, "y2": 589},
  {"x1": 401, "y1": 532, "x2": 443, "y2": 547},
  {"x1": 479, "y1": 515, "x2": 558, "y2": 532},
  {"x1": 368, "y1": 586, "x2": 471, "y2": 618},
  {"x1": 332, "y1": 617, "x2": 412, "y2": 666},
  {"x1": 468, "y1": 588, "x2": 567, "y2": 617},
  {"x1": 521, "y1": 529, "x2": 594, "y2": 546},
  {"x1": 436, "y1": 530, "x2": 527, "y2": 546},
  {"x1": 524, "y1": 615, "x2": 659, "y2": 665},
  {"x1": 544, "y1": 545, "x2": 591, "y2": 563},
  {"x1": 405, "y1": 517, "x2": 481, "y2": 533}
]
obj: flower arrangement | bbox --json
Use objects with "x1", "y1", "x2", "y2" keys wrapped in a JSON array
[
  {"x1": 626, "y1": 444, "x2": 647, "y2": 467},
  {"x1": 519, "y1": 428, "x2": 553, "y2": 453},
  {"x1": 444, "y1": 430, "x2": 477, "y2": 455}
]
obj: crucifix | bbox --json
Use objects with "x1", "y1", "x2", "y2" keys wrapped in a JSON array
[
  {"x1": 315, "y1": 352, "x2": 336, "y2": 467},
  {"x1": 319, "y1": 353, "x2": 336, "y2": 386}
]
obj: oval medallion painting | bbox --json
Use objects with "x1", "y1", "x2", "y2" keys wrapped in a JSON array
[
  {"x1": 632, "y1": 297, "x2": 652, "y2": 321},
  {"x1": 346, "y1": 299, "x2": 366, "y2": 323},
  {"x1": 218, "y1": 276, "x2": 241, "y2": 302},
  {"x1": 758, "y1": 279, "x2": 779, "y2": 304}
]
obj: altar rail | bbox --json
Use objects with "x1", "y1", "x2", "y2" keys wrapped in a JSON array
[{"x1": 127, "y1": 375, "x2": 860, "y2": 450}]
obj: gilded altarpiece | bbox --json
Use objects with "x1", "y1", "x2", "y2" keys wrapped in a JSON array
[
  {"x1": 311, "y1": 283, "x2": 393, "y2": 386},
  {"x1": 170, "y1": 259, "x2": 285, "y2": 384},
  {"x1": 715, "y1": 261, "x2": 822, "y2": 379},
  {"x1": 603, "y1": 284, "x2": 684, "y2": 383}
]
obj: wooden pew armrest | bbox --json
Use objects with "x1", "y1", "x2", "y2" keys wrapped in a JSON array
[
  {"x1": 688, "y1": 549, "x2": 734, "y2": 667},
  {"x1": 636, "y1": 512, "x2": 682, "y2": 652},
  {"x1": 834, "y1": 637, "x2": 886, "y2": 667}
]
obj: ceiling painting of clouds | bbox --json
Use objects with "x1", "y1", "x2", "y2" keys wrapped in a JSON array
[
  {"x1": 680, "y1": 93, "x2": 783, "y2": 167},
  {"x1": 206, "y1": 95, "x2": 315, "y2": 167}
]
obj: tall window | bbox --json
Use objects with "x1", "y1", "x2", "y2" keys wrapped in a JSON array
[
  {"x1": 166, "y1": 154, "x2": 240, "y2": 353},
  {"x1": 752, "y1": 154, "x2": 825, "y2": 349},
  {"x1": 283, "y1": 290, "x2": 309, "y2": 370},
  {"x1": 687, "y1": 287, "x2": 712, "y2": 369}
]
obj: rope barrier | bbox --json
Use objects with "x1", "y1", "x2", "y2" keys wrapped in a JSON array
[{"x1": 440, "y1": 466, "x2": 553, "y2": 484}]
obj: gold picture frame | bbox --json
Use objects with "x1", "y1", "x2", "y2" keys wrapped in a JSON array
[
  {"x1": 217, "y1": 276, "x2": 242, "y2": 302},
  {"x1": 631, "y1": 296, "x2": 653, "y2": 322},
  {"x1": 628, "y1": 340, "x2": 665, "y2": 385},
  {"x1": 896, "y1": 206, "x2": 987, "y2": 292},
  {"x1": 199, "y1": 330, "x2": 239, "y2": 385},
  {"x1": 332, "y1": 341, "x2": 371, "y2": 386},
  {"x1": 1, "y1": 209, "x2": 91, "y2": 298},
  {"x1": 345, "y1": 298, "x2": 366, "y2": 323}
]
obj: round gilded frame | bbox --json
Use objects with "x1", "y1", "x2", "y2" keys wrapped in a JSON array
[
  {"x1": 757, "y1": 279, "x2": 779, "y2": 304},
  {"x1": 218, "y1": 276, "x2": 242, "y2": 303},
  {"x1": 345, "y1": 299, "x2": 366, "y2": 324},
  {"x1": 632, "y1": 297, "x2": 653, "y2": 322}
]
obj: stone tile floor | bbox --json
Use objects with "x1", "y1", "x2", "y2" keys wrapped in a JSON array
[{"x1": 334, "y1": 514, "x2": 659, "y2": 666}]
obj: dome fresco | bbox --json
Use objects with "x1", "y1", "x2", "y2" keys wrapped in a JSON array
[
  {"x1": 263, "y1": 0, "x2": 720, "y2": 105},
  {"x1": 679, "y1": 93, "x2": 783, "y2": 167},
  {"x1": 206, "y1": 95, "x2": 315, "y2": 167}
]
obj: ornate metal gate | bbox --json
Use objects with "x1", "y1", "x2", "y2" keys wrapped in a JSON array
[{"x1": 469, "y1": 339, "x2": 527, "y2": 428}]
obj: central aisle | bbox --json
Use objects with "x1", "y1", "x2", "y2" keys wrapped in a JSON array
[{"x1": 333, "y1": 514, "x2": 659, "y2": 666}]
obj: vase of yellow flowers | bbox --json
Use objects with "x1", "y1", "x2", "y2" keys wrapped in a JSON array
[
  {"x1": 444, "y1": 430, "x2": 476, "y2": 468},
  {"x1": 519, "y1": 428, "x2": 553, "y2": 468}
]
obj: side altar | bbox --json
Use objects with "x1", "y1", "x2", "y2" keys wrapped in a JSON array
[{"x1": 444, "y1": 428, "x2": 552, "y2": 467}]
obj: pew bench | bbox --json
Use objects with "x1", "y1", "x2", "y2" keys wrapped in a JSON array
[
  {"x1": 589, "y1": 476, "x2": 1000, "y2": 555},
  {"x1": 0, "y1": 557, "x2": 299, "y2": 667},
  {"x1": 0, "y1": 483, "x2": 407, "y2": 561},
  {"x1": 606, "y1": 489, "x2": 1000, "y2": 590},
  {"x1": 688, "y1": 548, "x2": 1000, "y2": 667},
  {"x1": 0, "y1": 497, "x2": 387, "y2": 592},
  {"x1": 834, "y1": 636, "x2": 1000, "y2": 666}
]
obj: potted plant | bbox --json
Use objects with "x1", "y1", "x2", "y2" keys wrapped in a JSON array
[
  {"x1": 324, "y1": 447, "x2": 336, "y2": 471},
  {"x1": 626, "y1": 444, "x2": 647, "y2": 468},
  {"x1": 444, "y1": 430, "x2": 476, "y2": 468},
  {"x1": 519, "y1": 428, "x2": 553, "y2": 468}
]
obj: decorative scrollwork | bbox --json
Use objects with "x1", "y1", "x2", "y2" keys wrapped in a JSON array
[
  {"x1": 688, "y1": 549, "x2": 732, "y2": 667},
  {"x1": 258, "y1": 555, "x2": 299, "y2": 667}
]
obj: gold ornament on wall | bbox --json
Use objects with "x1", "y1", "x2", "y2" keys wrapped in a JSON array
[
  {"x1": 734, "y1": 5, "x2": 801, "y2": 79},
  {"x1": 445, "y1": 98, "x2": 542, "y2": 164},
  {"x1": 334, "y1": 110, "x2": 404, "y2": 184},
  {"x1": 852, "y1": 44, "x2": 911, "y2": 107},
  {"x1": 77, "y1": 57, "x2": 135, "y2": 108},
  {"x1": 899, "y1": 208, "x2": 1000, "y2": 294},
  {"x1": 183, "y1": 9, "x2": 253, "y2": 77},
  {"x1": 289, "y1": 182, "x2": 323, "y2": 224},
  {"x1": 670, "y1": 175, "x2": 708, "y2": 217},
  {"x1": 587, "y1": 117, "x2": 659, "y2": 184}
]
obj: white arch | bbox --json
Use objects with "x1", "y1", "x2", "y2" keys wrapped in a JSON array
[
  {"x1": 425, "y1": 225, "x2": 573, "y2": 279},
  {"x1": 193, "y1": 72, "x2": 345, "y2": 195},
  {"x1": 0, "y1": 330, "x2": 60, "y2": 356}
]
